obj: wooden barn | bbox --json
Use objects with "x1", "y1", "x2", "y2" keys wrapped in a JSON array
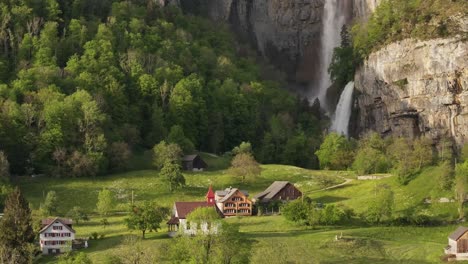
[
  {"x1": 445, "y1": 226, "x2": 468, "y2": 260},
  {"x1": 253, "y1": 181, "x2": 302, "y2": 204},
  {"x1": 182, "y1": 154, "x2": 208, "y2": 171}
]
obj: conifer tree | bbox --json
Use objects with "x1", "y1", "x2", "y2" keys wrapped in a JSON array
[{"x1": 0, "y1": 188, "x2": 35, "y2": 263}]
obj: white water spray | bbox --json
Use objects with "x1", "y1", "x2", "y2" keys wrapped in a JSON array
[
  {"x1": 312, "y1": 0, "x2": 348, "y2": 110},
  {"x1": 331, "y1": 81, "x2": 354, "y2": 137}
]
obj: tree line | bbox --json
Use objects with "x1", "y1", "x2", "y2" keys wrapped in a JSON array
[{"x1": 0, "y1": 0, "x2": 325, "y2": 178}]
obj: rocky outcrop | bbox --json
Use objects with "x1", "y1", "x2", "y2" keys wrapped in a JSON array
[
  {"x1": 171, "y1": 0, "x2": 328, "y2": 83},
  {"x1": 354, "y1": 38, "x2": 468, "y2": 147}
]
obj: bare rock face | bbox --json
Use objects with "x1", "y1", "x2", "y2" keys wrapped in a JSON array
[
  {"x1": 354, "y1": 38, "x2": 468, "y2": 147},
  {"x1": 174, "y1": 0, "x2": 326, "y2": 83},
  {"x1": 353, "y1": 0, "x2": 382, "y2": 20}
]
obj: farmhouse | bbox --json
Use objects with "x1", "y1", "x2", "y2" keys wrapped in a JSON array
[
  {"x1": 253, "y1": 181, "x2": 302, "y2": 204},
  {"x1": 445, "y1": 226, "x2": 468, "y2": 260},
  {"x1": 167, "y1": 186, "x2": 219, "y2": 237},
  {"x1": 215, "y1": 187, "x2": 252, "y2": 216},
  {"x1": 39, "y1": 217, "x2": 75, "y2": 255},
  {"x1": 182, "y1": 154, "x2": 208, "y2": 171}
]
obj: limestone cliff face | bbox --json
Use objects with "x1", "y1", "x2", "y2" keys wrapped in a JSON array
[
  {"x1": 353, "y1": 0, "x2": 381, "y2": 20},
  {"x1": 354, "y1": 38, "x2": 468, "y2": 147},
  {"x1": 173, "y1": 0, "x2": 326, "y2": 83}
]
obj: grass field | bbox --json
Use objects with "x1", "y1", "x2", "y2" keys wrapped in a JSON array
[{"x1": 17, "y1": 156, "x2": 462, "y2": 263}]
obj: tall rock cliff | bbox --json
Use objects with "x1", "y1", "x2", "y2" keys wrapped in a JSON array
[
  {"x1": 173, "y1": 0, "x2": 330, "y2": 84},
  {"x1": 354, "y1": 37, "x2": 468, "y2": 147}
]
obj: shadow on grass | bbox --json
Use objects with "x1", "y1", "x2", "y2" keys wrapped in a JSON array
[
  {"x1": 313, "y1": 195, "x2": 349, "y2": 203},
  {"x1": 320, "y1": 257, "x2": 431, "y2": 264}
]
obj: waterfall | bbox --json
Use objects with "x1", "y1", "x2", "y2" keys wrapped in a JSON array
[
  {"x1": 311, "y1": 0, "x2": 349, "y2": 110},
  {"x1": 331, "y1": 81, "x2": 354, "y2": 137}
]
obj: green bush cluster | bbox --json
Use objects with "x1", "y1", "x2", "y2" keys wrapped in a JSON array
[{"x1": 352, "y1": 0, "x2": 467, "y2": 60}]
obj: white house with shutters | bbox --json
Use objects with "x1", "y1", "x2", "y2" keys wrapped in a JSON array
[{"x1": 39, "y1": 218, "x2": 75, "y2": 255}]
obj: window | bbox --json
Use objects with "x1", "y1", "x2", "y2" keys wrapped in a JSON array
[
  {"x1": 53, "y1": 225, "x2": 63, "y2": 230},
  {"x1": 232, "y1": 197, "x2": 243, "y2": 202}
]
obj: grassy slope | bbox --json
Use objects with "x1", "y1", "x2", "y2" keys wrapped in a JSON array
[
  {"x1": 19, "y1": 157, "x2": 460, "y2": 263},
  {"x1": 310, "y1": 166, "x2": 457, "y2": 219},
  {"x1": 20, "y1": 164, "x2": 343, "y2": 213}
]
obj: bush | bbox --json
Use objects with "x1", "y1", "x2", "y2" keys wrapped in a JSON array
[{"x1": 90, "y1": 232, "x2": 99, "y2": 240}]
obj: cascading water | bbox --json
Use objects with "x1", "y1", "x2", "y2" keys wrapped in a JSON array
[
  {"x1": 312, "y1": 0, "x2": 348, "y2": 110},
  {"x1": 331, "y1": 81, "x2": 354, "y2": 136}
]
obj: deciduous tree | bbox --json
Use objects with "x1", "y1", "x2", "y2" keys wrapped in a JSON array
[
  {"x1": 229, "y1": 153, "x2": 261, "y2": 183},
  {"x1": 96, "y1": 189, "x2": 114, "y2": 216},
  {"x1": 152, "y1": 141, "x2": 182, "y2": 170},
  {"x1": 41, "y1": 190, "x2": 59, "y2": 216},
  {"x1": 125, "y1": 202, "x2": 169, "y2": 238},
  {"x1": 0, "y1": 151, "x2": 9, "y2": 181},
  {"x1": 160, "y1": 161, "x2": 185, "y2": 192}
]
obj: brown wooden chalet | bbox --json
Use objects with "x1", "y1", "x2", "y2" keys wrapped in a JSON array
[
  {"x1": 445, "y1": 226, "x2": 468, "y2": 259},
  {"x1": 215, "y1": 187, "x2": 252, "y2": 216},
  {"x1": 182, "y1": 154, "x2": 208, "y2": 171},
  {"x1": 253, "y1": 181, "x2": 302, "y2": 204}
]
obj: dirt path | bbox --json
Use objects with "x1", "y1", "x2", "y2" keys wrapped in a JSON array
[{"x1": 310, "y1": 177, "x2": 353, "y2": 194}]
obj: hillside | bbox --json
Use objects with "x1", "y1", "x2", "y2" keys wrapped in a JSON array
[
  {"x1": 14, "y1": 156, "x2": 461, "y2": 263},
  {"x1": 0, "y1": 0, "x2": 323, "y2": 178}
]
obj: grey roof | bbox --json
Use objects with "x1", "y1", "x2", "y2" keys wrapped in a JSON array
[
  {"x1": 449, "y1": 226, "x2": 468, "y2": 241},
  {"x1": 216, "y1": 188, "x2": 248, "y2": 199},
  {"x1": 182, "y1": 155, "x2": 199, "y2": 162},
  {"x1": 254, "y1": 181, "x2": 290, "y2": 202},
  {"x1": 215, "y1": 188, "x2": 249, "y2": 202}
]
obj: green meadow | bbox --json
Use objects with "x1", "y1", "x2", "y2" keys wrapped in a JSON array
[{"x1": 18, "y1": 155, "x2": 460, "y2": 263}]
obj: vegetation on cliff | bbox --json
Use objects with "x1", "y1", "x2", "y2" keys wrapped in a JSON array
[{"x1": 352, "y1": 0, "x2": 467, "y2": 60}]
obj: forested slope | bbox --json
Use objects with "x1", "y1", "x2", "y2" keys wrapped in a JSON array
[{"x1": 0, "y1": 0, "x2": 323, "y2": 176}]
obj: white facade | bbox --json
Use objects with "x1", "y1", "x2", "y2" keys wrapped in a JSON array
[
  {"x1": 39, "y1": 220, "x2": 75, "y2": 255},
  {"x1": 178, "y1": 219, "x2": 219, "y2": 236},
  {"x1": 168, "y1": 204, "x2": 219, "y2": 237}
]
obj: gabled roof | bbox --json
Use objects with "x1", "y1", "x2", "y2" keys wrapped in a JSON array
[
  {"x1": 217, "y1": 188, "x2": 249, "y2": 203},
  {"x1": 449, "y1": 226, "x2": 468, "y2": 241},
  {"x1": 253, "y1": 181, "x2": 291, "y2": 202},
  {"x1": 174, "y1": 202, "x2": 213, "y2": 219},
  {"x1": 215, "y1": 188, "x2": 248, "y2": 198},
  {"x1": 41, "y1": 218, "x2": 73, "y2": 226},
  {"x1": 39, "y1": 217, "x2": 75, "y2": 234},
  {"x1": 182, "y1": 155, "x2": 199, "y2": 162}
]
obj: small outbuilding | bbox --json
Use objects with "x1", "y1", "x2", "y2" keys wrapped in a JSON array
[
  {"x1": 445, "y1": 226, "x2": 468, "y2": 260},
  {"x1": 182, "y1": 154, "x2": 208, "y2": 171}
]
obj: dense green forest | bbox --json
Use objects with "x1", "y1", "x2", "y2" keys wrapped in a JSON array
[{"x1": 0, "y1": 0, "x2": 323, "y2": 176}]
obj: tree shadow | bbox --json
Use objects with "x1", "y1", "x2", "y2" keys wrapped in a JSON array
[{"x1": 313, "y1": 195, "x2": 349, "y2": 203}]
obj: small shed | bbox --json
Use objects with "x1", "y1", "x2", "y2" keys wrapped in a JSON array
[
  {"x1": 182, "y1": 154, "x2": 208, "y2": 171},
  {"x1": 445, "y1": 226, "x2": 468, "y2": 259}
]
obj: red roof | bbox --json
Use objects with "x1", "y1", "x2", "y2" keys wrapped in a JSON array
[
  {"x1": 206, "y1": 185, "x2": 215, "y2": 199},
  {"x1": 174, "y1": 202, "x2": 213, "y2": 219}
]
